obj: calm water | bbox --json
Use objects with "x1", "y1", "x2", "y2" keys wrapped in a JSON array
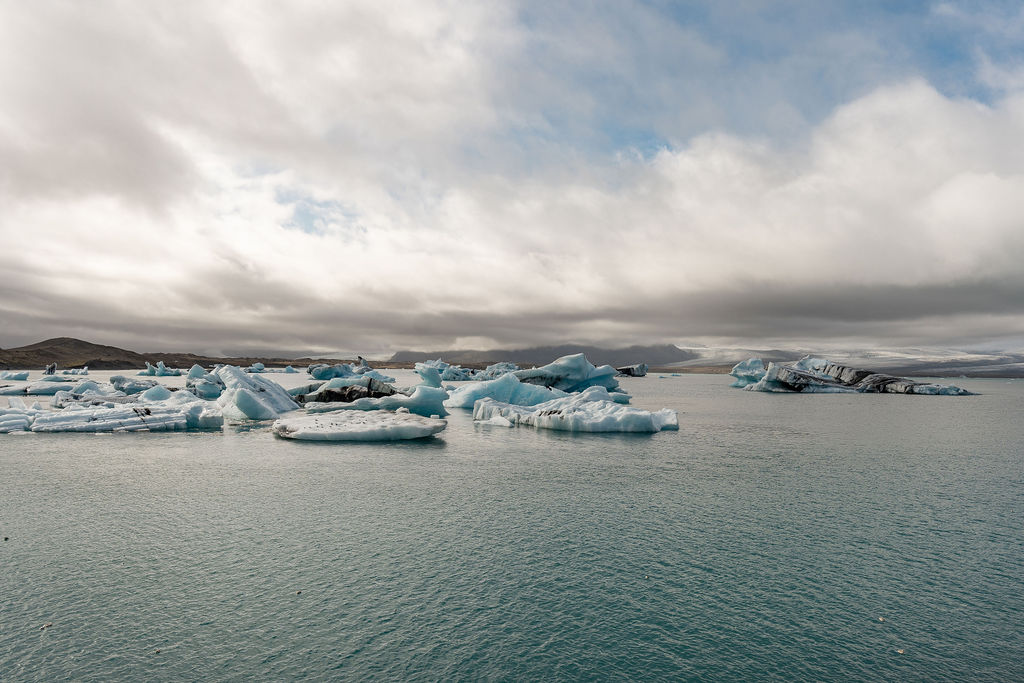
[{"x1": 1, "y1": 372, "x2": 1022, "y2": 681}]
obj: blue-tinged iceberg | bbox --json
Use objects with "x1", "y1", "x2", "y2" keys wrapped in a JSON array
[
  {"x1": 272, "y1": 409, "x2": 447, "y2": 441},
  {"x1": 731, "y1": 356, "x2": 973, "y2": 395},
  {"x1": 1, "y1": 380, "x2": 81, "y2": 396},
  {"x1": 0, "y1": 371, "x2": 30, "y2": 381},
  {"x1": 212, "y1": 365, "x2": 300, "y2": 421},
  {"x1": 137, "y1": 361, "x2": 183, "y2": 376},
  {"x1": 307, "y1": 361, "x2": 395, "y2": 383},
  {"x1": 444, "y1": 372, "x2": 568, "y2": 409},
  {"x1": 513, "y1": 353, "x2": 623, "y2": 394},
  {"x1": 472, "y1": 386, "x2": 677, "y2": 433},
  {"x1": 416, "y1": 359, "x2": 521, "y2": 382}
]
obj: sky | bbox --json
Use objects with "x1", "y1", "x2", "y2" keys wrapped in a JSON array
[{"x1": 1, "y1": 0, "x2": 1023, "y2": 357}]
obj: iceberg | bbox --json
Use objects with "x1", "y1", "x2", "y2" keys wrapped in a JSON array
[
  {"x1": 110, "y1": 375, "x2": 159, "y2": 394},
  {"x1": 187, "y1": 364, "x2": 207, "y2": 379},
  {"x1": 616, "y1": 363, "x2": 648, "y2": 377},
  {"x1": 733, "y1": 356, "x2": 974, "y2": 395},
  {"x1": 413, "y1": 363, "x2": 444, "y2": 388},
  {"x1": 60, "y1": 367, "x2": 89, "y2": 375},
  {"x1": 0, "y1": 371, "x2": 30, "y2": 381},
  {"x1": 0, "y1": 380, "x2": 82, "y2": 396},
  {"x1": 137, "y1": 361, "x2": 183, "y2": 376},
  {"x1": 513, "y1": 353, "x2": 622, "y2": 393},
  {"x1": 305, "y1": 385, "x2": 448, "y2": 418},
  {"x1": 416, "y1": 359, "x2": 521, "y2": 382},
  {"x1": 472, "y1": 386, "x2": 678, "y2": 433},
  {"x1": 729, "y1": 358, "x2": 766, "y2": 387},
  {"x1": 444, "y1": 372, "x2": 568, "y2": 409},
  {"x1": 272, "y1": 410, "x2": 447, "y2": 441},
  {"x1": 308, "y1": 359, "x2": 395, "y2": 383},
  {"x1": 295, "y1": 376, "x2": 397, "y2": 404},
  {"x1": 212, "y1": 365, "x2": 299, "y2": 421},
  {"x1": 31, "y1": 403, "x2": 222, "y2": 432}
]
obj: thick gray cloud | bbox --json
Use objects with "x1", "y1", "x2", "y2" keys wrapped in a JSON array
[{"x1": 1, "y1": 1, "x2": 1023, "y2": 357}]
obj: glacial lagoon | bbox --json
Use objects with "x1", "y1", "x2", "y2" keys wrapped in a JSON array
[{"x1": 2, "y1": 370, "x2": 1022, "y2": 680}]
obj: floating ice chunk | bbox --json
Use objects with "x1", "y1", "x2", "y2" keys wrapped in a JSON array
[
  {"x1": 60, "y1": 367, "x2": 89, "y2": 375},
  {"x1": 0, "y1": 371, "x2": 30, "y2": 381},
  {"x1": 110, "y1": 375, "x2": 159, "y2": 394},
  {"x1": 0, "y1": 413, "x2": 33, "y2": 432},
  {"x1": 297, "y1": 376, "x2": 397, "y2": 404},
  {"x1": 137, "y1": 361, "x2": 183, "y2": 376},
  {"x1": 308, "y1": 361, "x2": 395, "y2": 383},
  {"x1": 187, "y1": 364, "x2": 207, "y2": 380},
  {"x1": 30, "y1": 403, "x2": 221, "y2": 432},
  {"x1": 478, "y1": 413, "x2": 513, "y2": 427},
  {"x1": 513, "y1": 353, "x2": 622, "y2": 393},
  {"x1": 272, "y1": 410, "x2": 447, "y2": 441},
  {"x1": 0, "y1": 381, "x2": 80, "y2": 396},
  {"x1": 305, "y1": 386, "x2": 448, "y2": 418},
  {"x1": 140, "y1": 385, "x2": 174, "y2": 402},
  {"x1": 616, "y1": 363, "x2": 648, "y2": 377},
  {"x1": 729, "y1": 358, "x2": 767, "y2": 387},
  {"x1": 414, "y1": 363, "x2": 444, "y2": 388},
  {"x1": 740, "y1": 357, "x2": 973, "y2": 395},
  {"x1": 444, "y1": 372, "x2": 567, "y2": 409},
  {"x1": 212, "y1": 365, "x2": 299, "y2": 421},
  {"x1": 472, "y1": 386, "x2": 677, "y2": 433},
  {"x1": 476, "y1": 361, "x2": 521, "y2": 380}
]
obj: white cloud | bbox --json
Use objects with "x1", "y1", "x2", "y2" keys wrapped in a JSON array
[{"x1": 1, "y1": 3, "x2": 1023, "y2": 354}]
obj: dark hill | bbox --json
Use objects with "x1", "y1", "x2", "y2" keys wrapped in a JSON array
[
  {"x1": 0, "y1": 337, "x2": 356, "y2": 371},
  {"x1": 389, "y1": 344, "x2": 698, "y2": 368}
]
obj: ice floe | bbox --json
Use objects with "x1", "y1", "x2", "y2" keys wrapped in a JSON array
[
  {"x1": 272, "y1": 409, "x2": 447, "y2": 441},
  {"x1": 732, "y1": 356, "x2": 973, "y2": 395},
  {"x1": 472, "y1": 386, "x2": 677, "y2": 433}
]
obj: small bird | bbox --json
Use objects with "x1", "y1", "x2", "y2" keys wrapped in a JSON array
[
  {"x1": 896, "y1": 649, "x2": 905, "y2": 655},
  {"x1": 878, "y1": 617, "x2": 885, "y2": 622}
]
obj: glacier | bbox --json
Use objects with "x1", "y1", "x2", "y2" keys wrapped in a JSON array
[
  {"x1": 272, "y1": 409, "x2": 447, "y2": 441},
  {"x1": 472, "y1": 386, "x2": 678, "y2": 433},
  {"x1": 731, "y1": 356, "x2": 973, "y2": 395}
]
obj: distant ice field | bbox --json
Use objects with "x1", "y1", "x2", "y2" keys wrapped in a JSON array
[{"x1": 1, "y1": 371, "x2": 1022, "y2": 680}]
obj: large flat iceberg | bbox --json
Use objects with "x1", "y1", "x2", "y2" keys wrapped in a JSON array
[
  {"x1": 472, "y1": 386, "x2": 677, "y2": 433},
  {"x1": 731, "y1": 356, "x2": 973, "y2": 395},
  {"x1": 272, "y1": 410, "x2": 447, "y2": 441}
]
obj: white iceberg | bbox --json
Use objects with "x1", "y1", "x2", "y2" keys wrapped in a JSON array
[
  {"x1": 137, "y1": 361, "x2": 183, "y2": 376},
  {"x1": 212, "y1": 365, "x2": 299, "y2": 421},
  {"x1": 0, "y1": 380, "x2": 81, "y2": 396},
  {"x1": 729, "y1": 358, "x2": 766, "y2": 387},
  {"x1": 110, "y1": 375, "x2": 160, "y2": 394},
  {"x1": 444, "y1": 372, "x2": 567, "y2": 409},
  {"x1": 472, "y1": 386, "x2": 678, "y2": 433},
  {"x1": 305, "y1": 385, "x2": 448, "y2": 418},
  {"x1": 513, "y1": 353, "x2": 623, "y2": 393},
  {"x1": 0, "y1": 371, "x2": 30, "y2": 381},
  {"x1": 272, "y1": 410, "x2": 447, "y2": 441},
  {"x1": 30, "y1": 403, "x2": 222, "y2": 432},
  {"x1": 308, "y1": 361, "x2": 395, "y2": 383}
]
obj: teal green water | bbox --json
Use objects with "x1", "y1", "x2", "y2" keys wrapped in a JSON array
[{"x1": 1, "y1": 375, "x2": 1022, "y2": 680}]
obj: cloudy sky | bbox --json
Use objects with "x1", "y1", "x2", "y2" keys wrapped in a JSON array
[{"x1": 2, "y1": 1, "x2": 1023, "y2": 357}]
